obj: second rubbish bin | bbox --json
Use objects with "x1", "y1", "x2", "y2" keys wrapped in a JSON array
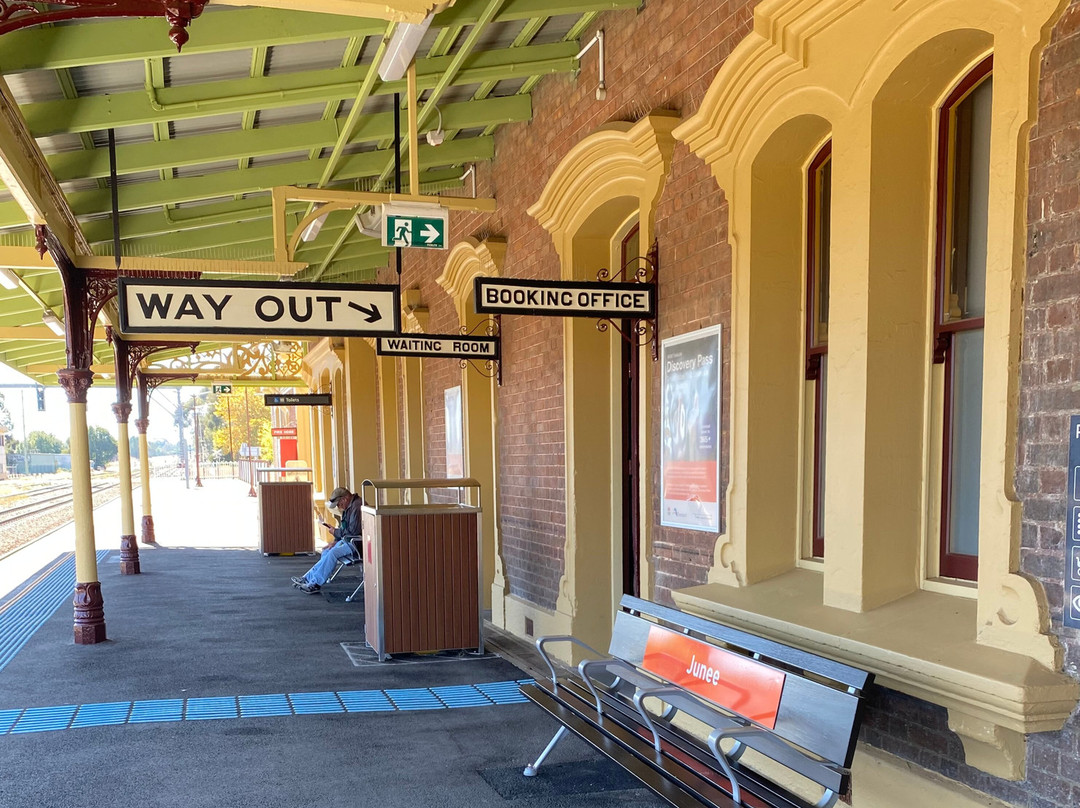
[{"x1": 360, "y1": 478, "x2": 483, "y2": 661}]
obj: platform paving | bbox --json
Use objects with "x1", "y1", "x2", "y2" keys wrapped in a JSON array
[{"x1": 0, "y1": 477, "x2": 666, "y2": 808}]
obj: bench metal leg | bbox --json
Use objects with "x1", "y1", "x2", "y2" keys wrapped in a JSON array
[
  {"x1": 345, "y1": 579, "x2": 364, "y2": 603},
  {"x1": 815, "y1": 790, "x2": 838, "y2": 808},
  {"x1": 523, "y1": 726, "x2": 569, "y2": 777}
]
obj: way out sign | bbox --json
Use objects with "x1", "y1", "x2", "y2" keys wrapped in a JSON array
[
  {"x1": 118, "y1": 278, "x2": 401, "y2": 337},
  {"x1": 381, "y1": 203, "x2": 448, "y2": 250}
]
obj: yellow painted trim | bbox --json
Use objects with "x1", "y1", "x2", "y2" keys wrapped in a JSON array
[
  {"x1": 74, "y1": 255, "x2": 306, "y2": 276},
  {"x1": 0, "y1": 79, "x2": 88, "y2": 256},
  {"x1": 529, "y1": 112, "x2": 678, "y2": 649},
  {"x1": 214, "y1": 0, "x2": 454, "y2": 24},
  {"x1": 672, "y1": 0, "x2": 1074, "y2": 774},
  {"x1": 437, "y1": 237, "x2": 505, "y2": 616}
]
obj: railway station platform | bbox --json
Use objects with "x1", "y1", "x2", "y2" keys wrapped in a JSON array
[{"x1": 0, "y1": 478, "x2": 662, "y2": 808}]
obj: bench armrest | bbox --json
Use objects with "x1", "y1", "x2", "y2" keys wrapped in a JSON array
[
  {"x1": 630, "y1": 685, "x2": 749, "y2": 805},
  {"x1": 578, "y1": 657, "x2": 659, "y2": 716},
  {"x1": 534, "y1": 635, "x2": 607, "y2": 687}
]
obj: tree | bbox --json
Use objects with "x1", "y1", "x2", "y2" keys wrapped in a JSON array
[
  {"x1": 208, "y1": 389, "x2": 272, "y2": 461},
  {"x1": 26, "y1": 430, "x2": 64, "y2": 454},
  {"x1": 87, "y1": 427, "x2": 118, "y2": 469},
  {"x1": 0, "y1": 392, "x2": 12, "y2": 431}
]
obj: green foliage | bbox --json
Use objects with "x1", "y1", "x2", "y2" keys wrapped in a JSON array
[
  {"x1": 26, "y1": 430, "x2": 65, "y2": 454},
  {"x1": 87, "y1": 426, "x2": 118, "y2": 469},
  {"x1": 128, "y1": 436, "x2": 179, "y2": 457},
  {"x1": 208, "y1": 389, "x2": 272, "y2": 461},
  {"x1": 0, "y1": 392, "x2": 12, "y2": 431}
]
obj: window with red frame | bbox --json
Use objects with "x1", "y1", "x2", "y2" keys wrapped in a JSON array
[{"x1": 934, "y1": 57, "x2": 993, "y2": 581}]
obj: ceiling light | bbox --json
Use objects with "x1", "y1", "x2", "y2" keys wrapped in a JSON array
[
  {"x1": 301, "y1": 207, "x2": 327, "y2": 242},
  {"x1": 42, "y1": 310, "x2": 65, "y2": 336},
  {"x1": 576, "y1": 29, "x2": 607, "y2": 101},
  {"x1": 354, "y1": 209, "x2": 382, "y2": 239},
  {"x1": 0, "y1": 268, "x2": 18, "y2": 290},
  {"x1": 378, "y1": 15, "x2": 434, "y2": 82},
  {"x1": 426, "y1": 106, "x2": 444, "y2": 146}
]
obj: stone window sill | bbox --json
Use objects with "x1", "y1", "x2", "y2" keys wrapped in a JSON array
[{"x1": 673, "y1": 569, "x2": 1079, "y2": 779}]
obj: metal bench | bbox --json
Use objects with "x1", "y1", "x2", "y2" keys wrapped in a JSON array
[{"x1": 521, "y1": 595, "x2": 873, "y2": 808}]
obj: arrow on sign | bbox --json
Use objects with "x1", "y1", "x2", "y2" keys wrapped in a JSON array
[
  {"x1": 348, "y1": 301, "x2": 382, "y2": 323},
  {"x1": 421, "y1": 223, "x2": 441, "y2": 244}
]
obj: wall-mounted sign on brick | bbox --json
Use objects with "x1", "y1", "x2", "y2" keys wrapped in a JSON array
[{"x1": 1066, "y1": 415, "x2": 1080, "y2": 629}]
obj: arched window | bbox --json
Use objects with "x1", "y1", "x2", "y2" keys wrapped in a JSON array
[
  {"x1": 933, "y1": 57, "x2": 993, "y2": 581},
  {"x1": 804, "y1": 142, "x2": 832, "y2": 559}
]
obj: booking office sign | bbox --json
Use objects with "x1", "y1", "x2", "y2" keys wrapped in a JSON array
[
  {"x1": 660, "y1": 325, "x2": 721, "y2": 531},
  {"x1": 1066, "y1": 416, "x2": 1080, "y2": 628}
]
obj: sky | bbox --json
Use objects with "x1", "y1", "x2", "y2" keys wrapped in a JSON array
[{"x1": 0, "y1": 360, "x2": 198, "y2": 445}]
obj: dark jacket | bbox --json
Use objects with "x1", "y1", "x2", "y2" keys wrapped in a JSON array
[{"x1": 333, "y1": 495, "x2": 363, "y2": 542}]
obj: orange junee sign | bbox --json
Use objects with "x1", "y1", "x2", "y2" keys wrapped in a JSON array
[{"x1": 642, "y1": 625, "x2": 786, "y2": 729}]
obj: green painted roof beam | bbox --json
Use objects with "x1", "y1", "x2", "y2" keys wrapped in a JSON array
[
  {"x1": 49, "y1": 95, "x2": 529, "y2": 182},
  {"x1": 22, "y1": 43, "x2": 575, "y2": 137},
  {"x1": 0, "y1": 1, "x2": 638, "y2": 72},
  {"x1": 81, "y1": 198, "x2": 296, "y2": 244},
  {"x1": 0, "y1": 9, "x2": 385, "y2": 72},
  {"x1": 0, "y1": 137, "x2": 493, "y2": 226}
]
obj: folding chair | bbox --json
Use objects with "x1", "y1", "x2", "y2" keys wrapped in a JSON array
[{"x1": 327, "y1": 537, "x2": 364, "y2": 602}]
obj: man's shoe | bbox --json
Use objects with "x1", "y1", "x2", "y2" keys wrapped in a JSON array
[
  {"x1": 291, "y1": 576, "x2": 307, "y2": 588},
  {"x1": 299, "y1": 582, "x2": 321, "y2": 594}
]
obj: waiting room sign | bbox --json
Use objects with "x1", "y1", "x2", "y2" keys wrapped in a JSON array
[
  {"x1": 118, "y1": 278, "x2": 401, "y2": 337},
  {"x1": 376, "y1": 333, "x2": 500, "y2": 360}
]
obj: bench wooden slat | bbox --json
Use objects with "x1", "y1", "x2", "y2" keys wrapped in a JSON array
[
  {"x1": 523, "y1": 681, "x2": 741, "y2": 808},
  {"x1": 620, "y1": 595, "x2": 871, "y2": 692}
]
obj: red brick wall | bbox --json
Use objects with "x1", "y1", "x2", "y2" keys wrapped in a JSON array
[
  {"x1": 1015, "y1": 2, "x2": 1080, "y2": 805},
  {"x1": 375, "y1": 0, "x2": 752, "y2": 610}
]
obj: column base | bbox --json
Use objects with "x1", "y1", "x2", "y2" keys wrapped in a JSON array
[
  {"x1": 119, "y1": 534, "x2": 141, "y2": 575},
  {"x1": 73, "y1": 581, "x2": 107, "y2": 645},
  {"x1": 141, "y1": 515, "x2": 156, "y2": 544}
]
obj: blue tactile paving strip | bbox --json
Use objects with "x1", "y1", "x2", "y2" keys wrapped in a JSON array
[
  {"x1": 0, "y1": 679, "x2": 534, "y2": 738},
  {"x1": 0, "y1": 551, "x2": 110, "y2": 674}
]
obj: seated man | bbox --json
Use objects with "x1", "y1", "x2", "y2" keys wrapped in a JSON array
[{"x1": 291, "y1": 486, "x2": 362, "y2": 594}]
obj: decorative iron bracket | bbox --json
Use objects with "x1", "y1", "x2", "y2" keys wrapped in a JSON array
[
  {"x1": 458, "y1": 315, "x2": 502, "y2": 386},
  {"x1": 0, "y1": 1, "x2": 208, "y2": 51},
  {"x1": 107, "y1": 326, "x2": 198, "y2": 414},
  {"x1": 135, "y1": 370, "x2": 197, "y2": 424},
  {"x1": 595, "y1": 240, "x2": 659, "y2": 361}
]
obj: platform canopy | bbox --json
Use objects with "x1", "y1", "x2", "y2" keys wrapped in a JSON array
[{"x1": 0, "y1": 0, "x2": 638, "y2": 383}]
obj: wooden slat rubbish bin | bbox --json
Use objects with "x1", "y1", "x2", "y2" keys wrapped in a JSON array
[
  {"x1": 360, "y1": 478, "x2": 483, "y2": 661},
  {"x1": 257, "y1": 466, "x2": 315, "y2": 555}
]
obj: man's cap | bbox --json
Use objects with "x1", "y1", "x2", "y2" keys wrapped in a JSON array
[{"x1": 328, "y1": 487, "x2": 350, "y2": 504}]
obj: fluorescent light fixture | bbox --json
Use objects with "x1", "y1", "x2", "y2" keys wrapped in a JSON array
[
  {"x1": 301, "y1": 213, "x2": 327, "y2": 243},
  {"x1": 0, "y1": 268, "x2": 18, "y2": 290},
  {"x1": 425, "y1": 106, "x2": 444, "y2": 146},
  {"x1": 42, "y1": 310, "x2": 65, "y2": 336},
  {"x1": 378, "y1": 15, "x2": 434, "y2": 82},
  {"x1": 354, "y1": 208, "x2": 382, "y2": 239}
]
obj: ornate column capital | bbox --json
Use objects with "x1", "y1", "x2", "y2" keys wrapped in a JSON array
[
  {"x1": 134, "y1": 418, "x2": 149, "y2": 435},
  {"x1": 112, "y1": 401, "x2": 132, "y2": 423},
  {"x1": 56, "y1": 368, "x2": 94, "y2": 404}
]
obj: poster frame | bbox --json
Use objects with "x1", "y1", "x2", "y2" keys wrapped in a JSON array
[{"x1": 659, "y1": 324, "x2": 722, "y2": 532}]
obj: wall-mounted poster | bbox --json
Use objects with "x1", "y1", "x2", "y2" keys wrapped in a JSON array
[
  {"x1": 445, "y1": 385, "x2": 464, "y2": 477},
  {"x1": 660, "y1": 325, "x2": 721, "y2": 531}
]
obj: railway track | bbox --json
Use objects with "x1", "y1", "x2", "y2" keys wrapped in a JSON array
[{"x1": 0, "y1": 483, "x2": 120, "y2": 527}]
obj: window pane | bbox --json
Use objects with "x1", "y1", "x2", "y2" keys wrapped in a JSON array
[
  {"x1": 817, "y1": 160, "x2": 831, "y2": 341},
  {"x1": 815, "y1": 355, "x2": 828, "y2": 545},
  {"x1": 947, "y1": 329, "x2": 983, "y2": 558},
  {"x1": 947, "y1": 77, "x2": 992, "y2": 321}
]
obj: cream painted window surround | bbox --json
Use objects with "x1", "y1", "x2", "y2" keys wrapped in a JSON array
[{"x1": 672, "y1": 0, "x2": 1079, "y2": 781}]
